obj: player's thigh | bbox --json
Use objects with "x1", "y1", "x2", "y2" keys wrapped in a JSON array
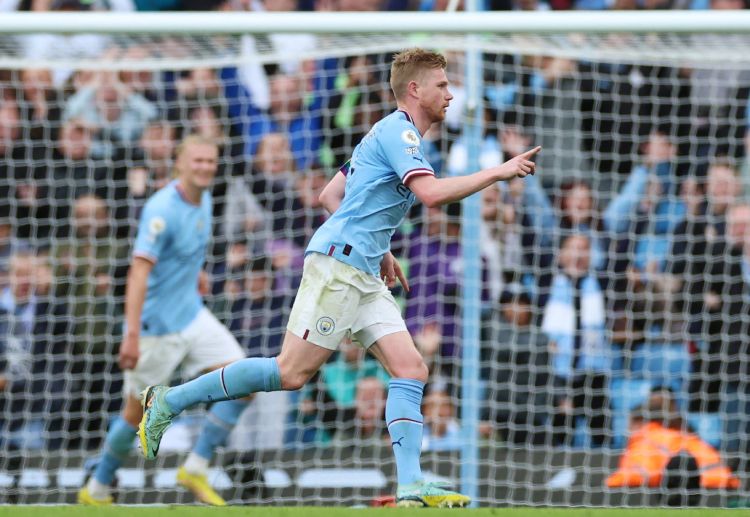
[
  {"x1": 123, "y1": 334, "x2": 186, "y2": 398},
  {"x1": 351, "y1": 288, "x2": 407, "y2": 349},
  {"x1": 276, "y1": 331, "x2": 335, "y2": 390},
  {"x1": 286, "y1": 253, "x2": 360, "y2": 351},
  {"x1": 181, "y1": 307, "x2": 245, "y2": 378}
]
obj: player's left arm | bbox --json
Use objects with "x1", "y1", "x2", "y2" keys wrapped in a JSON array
[{"x1": 319, "y1": 170, "x2": 347, "y2": 215}]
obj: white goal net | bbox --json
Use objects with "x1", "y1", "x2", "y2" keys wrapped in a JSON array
[{"x1": 1, "y1": 11, "x2": 750, "y2": 508}]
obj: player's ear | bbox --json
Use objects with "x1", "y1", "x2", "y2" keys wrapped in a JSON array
[{"x1": 406, "y1": 79, "x2": 419, "y2": 99}]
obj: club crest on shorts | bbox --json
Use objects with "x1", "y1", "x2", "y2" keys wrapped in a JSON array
[{"x1": 316, "y1": 316, "x2": 335, "y2": 336}]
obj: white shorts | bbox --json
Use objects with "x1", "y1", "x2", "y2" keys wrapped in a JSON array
[
  {"x1": 287, "y1": 252, "x2": 407, "y2": 350},
  {"x1": 123, "y1": 307, "x2": 244, "y2": 398}
]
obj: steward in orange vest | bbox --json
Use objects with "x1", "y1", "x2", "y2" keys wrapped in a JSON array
[{"x1": 606, "y1": 394, "x2": 739, "y2": 490}]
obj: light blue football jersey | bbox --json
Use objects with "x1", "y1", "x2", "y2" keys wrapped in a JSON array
[
  {"x1": 306, "y1": 110, "x2": 435, "y2": 276},
  {"x1": 132, "y1": 180, "x2": 211, "y2": 336}
]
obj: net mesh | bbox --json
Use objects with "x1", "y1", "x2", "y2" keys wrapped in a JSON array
[{"x1": 0, "y1": 27, "x2": 749, "y2": 507}]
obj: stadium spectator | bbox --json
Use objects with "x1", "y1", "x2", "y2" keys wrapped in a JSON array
[
  {"x1": 0, "y1": 251, "x2": 68, "y2": 450},
  {"x1": 0, "y1": 96, "x2": 41, "y2": 245},
  {"x1": 242, "y1": 71, "x2": 322, "y2": 170},
  {"x1": 223, "y1": 131, "x2": 297, "y2": 257},
  {"x1": 0, "y1": 207, "x2": 20, "y2": 290},
  {"x1": 684, "y1": 203, "x2": 750, "y2": 416},
  {"x1": 50, "y1": 193, "x2": 129, "y2": 445},
  {"x1": 604, "y1": 130, "x2": 686, "y2": 273},
  {"x1": 321, "y1": 54, "x2": 388, "y2": 167},
  {"x1": 220, "y1": 0, "x2": 319, "y2": 137},
  {"x1": 686, "y1": 26, "x2": 750, "y2": 161},
  {"x1": 482, "y1": 289, "x2": 552, "y2": 445},
  {"x1": 406, "y1": 202, "x2": 466, "y2": 379},
  {"x1": 173, "y1": 68, "x2": 224, "y2": 111},
  {"x1": 603, "y1": 131, "x2": 686, "y2": 366},
  {"x1": 116, "y1": 47, "x2": 160, "y2": 103},
  {"x1": 222, "y1": 174, "x2": 271, "y2": 256},
  {"x1": 262, "y1": 167, "x2": 330, "y2": 294},
  {"x1": 63, "y1": 70, "x2": 157, "y2": 160},
  {"x1": 346, "y1": 376, "x2": 388, "y2": 442},
  {"x1": 226, "y1": 256, "x2": 287, "y2": 359},
  {"x1": 663, "y1": 161, "x2": 742, "y2": 343},
  {"x1": 298, "y1": 339, "x2": 389, "y2": 443},
  {"x1": 51, "y1": 194, "x2": 128, "y2": 350},
  {"x1": 479, "y1": 184, "x2": 512, "y2": 304},
  {"x1": 44, "y1": 117, "x2": 118, "y2": 242},
  {"x1": 421, "y1": 383, "x2": 461, "y2": 451},
  {"x1": 16, "y1": 68, "x2": 62, "y2": 148},
  {"x1": 578, "y1": 61, "x2": 691, "y2": 176},
  {"x1": 179, "y1": 102, "x2": 250, "y2": 251},
  {"x1": 447, "y1": 118, "x2": 556, "y2": 294},
  {"x1": 18, "y1": 0, "x2": 110, "y2": 87},
  {"x1": 543, "y1": 233, "x2": 613, "y2": 447},
  {"x1": 606, "y1": 386, "x2": 739, "y2": 506}
]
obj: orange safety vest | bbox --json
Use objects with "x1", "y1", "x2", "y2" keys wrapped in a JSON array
[{"x1": 606, "y1": 422, "x2": 740, "y2": 489}]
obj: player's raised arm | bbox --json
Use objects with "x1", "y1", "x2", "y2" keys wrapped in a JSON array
[{"x1": 407, "y1": 146, "x2": 541, "y2": 208}]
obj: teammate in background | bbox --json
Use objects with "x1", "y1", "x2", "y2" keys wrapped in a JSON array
[
  {"x1": 139, "y1": 49, "x2": 540, "y2": 508},
  {"x1": 78, "y1": 135, "x2": 250, "y2": 506}
]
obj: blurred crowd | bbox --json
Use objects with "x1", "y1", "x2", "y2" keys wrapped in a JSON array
[{"x1": 0, "y1": 0, "x2": 749, "y2": 474}]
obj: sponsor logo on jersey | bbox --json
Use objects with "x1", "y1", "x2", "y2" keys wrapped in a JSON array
[{"x1": 404, "y1": 146, "x2": 420, "y2": 155}]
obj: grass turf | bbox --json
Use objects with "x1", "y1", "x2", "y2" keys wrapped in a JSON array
[{"x1": 0, "y1": 508, "x2": 735, "y2": 517}]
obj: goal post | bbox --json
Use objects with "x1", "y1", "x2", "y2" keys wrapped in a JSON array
[{"x1": 1, "y1": 10, "x2": 750, "y2": 507}]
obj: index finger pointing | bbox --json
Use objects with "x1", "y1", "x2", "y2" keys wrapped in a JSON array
[{"x1": 520, "y1": 146, "x2": 542, "y2": 159}]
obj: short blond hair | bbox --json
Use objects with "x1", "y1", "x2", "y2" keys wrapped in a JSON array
[
  {"x1": 172, "y1": 134, "x2": 218, "y2": 177},
  {"x1": 390, "y1": 48, "x2": 447, "y2": 101}
]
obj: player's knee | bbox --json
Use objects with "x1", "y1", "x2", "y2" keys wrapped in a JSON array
[
  {"x1": 391, "y1": 359, "x2": 429, "y2": 383},
  {"x1": 279, "y1": 368, "x2": 313, "y2": 391},
  {"x1": 280, "y1": 374, "x2": 307, "y2": 391}
]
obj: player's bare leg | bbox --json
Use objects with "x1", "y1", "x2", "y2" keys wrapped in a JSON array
[
  {"x1": 140, "y1": 332, "x2": 332, "y2": 459},
  {"x1": 276, "y1": 331, "x2": 335, "y2": 390},
  {"x1": 370, "y1": 331, "x2": 470, "y2": 508}
]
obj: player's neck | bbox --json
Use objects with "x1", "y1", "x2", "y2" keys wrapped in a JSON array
[
  {"x1": 175, "y1": 180, "x2": 203, "y2": 205},
  {"x1": 396, "y1": 103, "x2": 430, "y2": 136}
]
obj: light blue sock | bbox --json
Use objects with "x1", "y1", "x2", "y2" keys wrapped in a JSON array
[
  {"x1": 165, "y1": 357, "x2": 281, "y2": 414},
  {"x1": 93, "y1": 417, "x2": 136, "y2": 485},
  {"x1": 386, "y1": 378, "x2": 425, "y2": 487},
  {"x1": 192, "y1": 399, "x2": 249, "y2": 460}
]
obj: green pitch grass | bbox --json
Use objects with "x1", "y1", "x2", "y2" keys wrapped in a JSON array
[{"x1": 0, "y1": 508, "x2": 735, "y2": 517}]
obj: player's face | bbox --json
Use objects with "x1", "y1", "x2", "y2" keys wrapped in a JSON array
[
  {"x1": 417, "y1": 67, "x2": 453, "y2": 124},
  {"x1": 177, "y1": 143, "x2": 218, "y2": 190}
]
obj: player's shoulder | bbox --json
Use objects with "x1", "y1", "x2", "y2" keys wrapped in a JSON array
[
  {"x1": 142, "y1": 182, "x2": 179, "y2": 217},
  {"x1": 379, "y1": 110, "x2": 419, "y2": 133},
  {"x1": 377, "y1": 110, "x2": 422, "y2": 146}
]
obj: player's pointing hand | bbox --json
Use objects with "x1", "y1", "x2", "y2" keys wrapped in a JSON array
[{"x1": 496, "y1": 145, "x2": 542, "y2": 180}]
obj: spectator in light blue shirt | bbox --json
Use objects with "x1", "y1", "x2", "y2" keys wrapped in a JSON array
[
  {"x1": 604, "y1": 129, "x2": 686, "y2": 274},
  {"x1": 64, "y1": 71, "x2": 157, "y2": 159}
]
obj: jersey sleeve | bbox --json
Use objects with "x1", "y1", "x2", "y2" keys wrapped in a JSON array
[
  {"x1": 378, "y1": 119, "x2": 435, "y2": 186},
  {"x1": 133, "y1": 199, "x2": 171, "y2": 263},
  {"x1": 338, "y1": 159, "x2": 351, "y2": 176}
]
